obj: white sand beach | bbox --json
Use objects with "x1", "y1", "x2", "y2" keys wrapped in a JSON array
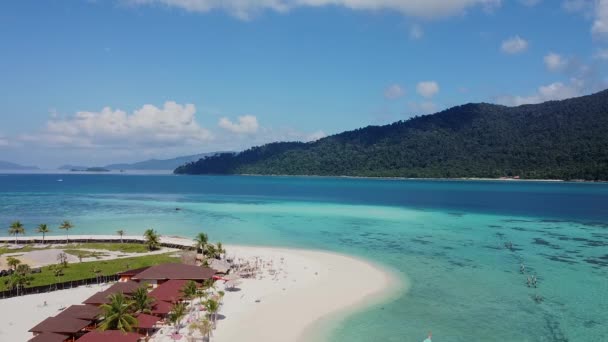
[{"x1": 0, "y1": 241, "x2": 402, "y2": 342}]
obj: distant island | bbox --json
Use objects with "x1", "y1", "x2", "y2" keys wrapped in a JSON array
[
  {"x1": 71, "y1": 167, "x2": 110, "y2": 172},
  {"x1": 175, "y1": 90, "x2": 608, "y2": 181},
  {"x1": 59, "y1": 152, "x2": 227, "y2": 172},
  {"x1": 0, "y1": 160, "x2": 39, "y2": 170},
  {"x1": 104, "y1": 152, "x2": 227, "y2": 170}
]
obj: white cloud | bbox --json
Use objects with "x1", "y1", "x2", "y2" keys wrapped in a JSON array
[
  {"x1": 592, "y1": 0, "x2": 608, "y2": 37},
  {"x1": 408, "y1": 101, "x2": 439, "y2": 115},
  {"x1": 306, "y1": 130, "x2": 327, "y2": 142},
  {"x1": 124, "y1": 0, "x2": 502, "y2": 20},
  {"x1": 38, "y1": 101, "x2": 212, "y2": 147},
  {"x1": 496, "y1": 80, "x2": 583, "y2": 106},
  {"x1": 384, "y1": 84, "x2": 405, "y2": 99},
  {"x1": 409, "y1": 24, "x2": 424, "y2": 40},
  {"x1": 593, "y1": 48, "x2": 608, "y2": 59},
  {"x1": 0, "y1": 136, "x2": 9, "y2": 147},
  {"x1": 218, "y1": 115, "x2": 259, "y2": 134},
  {"x1": 416, "y1": 81, "x2": 440, "y2": 98},
  {"x1": 501, "y1": 35, "x2": 528, "y2": 54},
  {"x1": 562, "y1": 0, "x2": 591, "y2": 13},
  {"x1": 544, "y1": 52, "x2": 568, "y2": 71}
]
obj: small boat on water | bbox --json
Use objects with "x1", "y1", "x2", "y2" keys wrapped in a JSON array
[{"x1": 57, "y1": 179, "x2": 63, "y2": 182}]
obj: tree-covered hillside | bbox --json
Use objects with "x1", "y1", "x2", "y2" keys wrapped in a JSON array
[{"x1": 175, "y1": 90, "x2": 608, "y2": 180}]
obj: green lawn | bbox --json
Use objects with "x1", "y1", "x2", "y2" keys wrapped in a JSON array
[
  {"x1": 63, "y1": 249, "x2": 110, "y2": 259},
  {"x1": 0, "y1": 245, "x2": 48, "y2": 256},
  {"x1": 69, "y1": 242, "x2": 151, "y2": 253},
  {"x1": 0, "y1": 253, "x2": 180, "y2": 291}
]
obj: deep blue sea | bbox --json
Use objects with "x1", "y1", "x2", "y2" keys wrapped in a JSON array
[{"x1": 1, "y1": 174, "x2": 607, "y2": 341}]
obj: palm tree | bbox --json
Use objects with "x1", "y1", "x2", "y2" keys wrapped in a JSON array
[
  {"x1": 181, "y1": 280, "x2": 198, "y2": 302},
  {"x1": 36, "y1": 224, "x2": 50, "y2": 244},
  {"x1": 216, "y1": 242, "x2": 225, "y2": 257},
  {"x1": 131, "y1": 286, "x2": 154, "y2": 314},
  {"x1": 194, "y1": 233, "x2": 208, "y2": 254},
  {"x1": 117, "y1": 229, "x2": 125, "y2": 243},
  {"x1": 205, "y1": 299, "x2": 220, "y2": 328},
  {"x1": 205, "y1": 244, "x2": 218, "y2": 259},
  {"x1": 59, "y1": 220, "x2": 74, "y2": 243},
  {"x1": 168, "y1": 301, "x2": 187, "y2": 334},
  {"x1": 8, "y1": 221, "x2": 25, "y2": 245},
  {"x1": 197, "y1": 318, "x2": 213, "y2": 341},
  {"x1": 8, "y1": 264, "x2": 32, "y2": 296},
  {"x1": 99, "y1": 293, "x2": 137, "y2": 332},
  {"x1": 143, "y1": 229, "x2": 160, "y2": 251},
  {"x1": 6, "y1": 256, "x2": 21, "y2": 270}
]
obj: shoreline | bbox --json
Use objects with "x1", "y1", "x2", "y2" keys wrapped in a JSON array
[
  {"x1": 0, "y1": 237, "x2": 403, "y2": 342},
  {"x1": 2, "y1": 170, "x2": 608, "y2": 184}
]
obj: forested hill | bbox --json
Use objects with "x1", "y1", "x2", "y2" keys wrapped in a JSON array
[{"x1": 175, "y1": 90, "x2": 608, "y2": 180}]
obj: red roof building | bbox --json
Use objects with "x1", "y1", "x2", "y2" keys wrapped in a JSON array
[
  {"x1": 134, "y1": 313, "x2": 160, "y2": 329},
  {"x1": 75, "y1": 331, "x2": 141, "y2": 342},
  {"x1": 56, "y1": 305, "x2": 101, "y2": 321},
  {"x1": 104, "y1": 280, "x2": 141, "y2": 295},
  {"x1": 117, "y1": 267, "x2": 150, "y2": 282},
  {"x1": 150, "y1": 299, "x2": 173, "y2": 315},
  {"x1": 28, "y1": 332, "x2": 69, "y2": 342},
  {"x1": 132, "y1": 263, "x2": 215, "y2": 283},
  {"x1": 29, "y1": 317, "x2": 91, "y2": 335},
  {"x1": 82, "y1": 290, "x2": 113, "y2": 305},
  {"x1": 149, "y1": 279, "x2": 188, "y2": 302}
]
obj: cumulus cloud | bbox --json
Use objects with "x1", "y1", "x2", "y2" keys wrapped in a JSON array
[
  {"x1": 416, "y1": 81, "x2": 440, "y2": 98},
  {"x1": 544, "y1": 52, "x2": 568, "y2": 71},
  {"x1": 124, "y1": 0, "x2": 502, "y2": 20},
  {"x1": 409, "y1": 24, "x2": 424, "y2": 40},
  {"x1": 218, "y1": 115, "x2": 259, "y2": 134},
  {"x1": 496, "y1": 80, "x2": 584, "y2": 106},
  {"x1": 306, "y1": 130, "x2": 327, "y2": 142},
  {"x1": 592, "y1": 0, "x2": 608, "y2": 37},
  {"x1": 384, "y1": 84, "x2": 405, "y2": 99},
  {"x1": 593, "y1": 48, "x2": 608, "y2": 59},
  {"x1": 501, "y1": 35, "x2": 528, "y2": 54},
  {"x1": 37, "y1": 101, "x2": 212, "y2": 148},
  {"x1": 408, "y1": 101, "x2": 438, "y2": 114}
]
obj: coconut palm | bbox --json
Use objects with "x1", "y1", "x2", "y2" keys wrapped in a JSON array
[
  {"x1": 205, "y1": 244, "x2": 218, "y2": 259},
  {"x1": 6, "y1": 256, "x2": 21, "y2": 270},
  {"x1": 194, "y1": 232, "x2": 208, "y2": 254},
  {"x1": 99, "y1": 293, "x2": 137, "y2": 332},
  {"x1": 59, "y1": 220, "x2": 74, "y2": 243},
  {"x1": 168, "y1": 301, "x2": 187, "y2": 334},
  {"x1": 8, "y1": 221, "x2": 25, "y2": 244},
  {"x1": 131, "y1": 286, "x2": 154, "y2": 314},
  {"x1": 143, "y1": 229, "x2": 160, "y2": 251},
  {"x1": 181, "y1": 280, "x2": 198, "y2": 301},
  {"x1": 36, "y1": 224, "x2": 50, "y2": 244},
  {"x1": 117, "y1": 229, "x2": 125, "y2": 243},
  {"x1": 205, "y1": 299, "x2": 220, "y2": 328}
]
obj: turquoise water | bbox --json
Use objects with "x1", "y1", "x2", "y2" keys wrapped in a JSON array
[{"x1": 1, "y1": 174, "x2": 607, "y2": 341}]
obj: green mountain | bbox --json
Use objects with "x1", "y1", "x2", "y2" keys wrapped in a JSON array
[{"x1": 175, "y1": 90, "x2": 608, "y2": 180}]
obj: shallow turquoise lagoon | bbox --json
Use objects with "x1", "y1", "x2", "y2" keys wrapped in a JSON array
[{"x1": 0, "y1": 174, "x2": 607, "y2": 341}]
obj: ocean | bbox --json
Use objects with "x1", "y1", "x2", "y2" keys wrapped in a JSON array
[{"x1": 0, "y1": 173, "x2": 607, "y2": 341}]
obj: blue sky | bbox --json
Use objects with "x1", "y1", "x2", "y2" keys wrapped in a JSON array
[{"x1": 1, "y1": 0, "x2": 607, "y2": 168}]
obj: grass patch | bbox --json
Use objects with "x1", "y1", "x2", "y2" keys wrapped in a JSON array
[
  {"x1": 0, "y1": 253, "x2": 179, "y2": 291},
  {"x1": 63, "y1": 249, "x2": 109, "y2": 259},
  {"x1": 0, "y1": 245, "x2": 48, "y2": 256},
  {"x1": 69, "y1": 242, "x2": 150, "y2": 253}
]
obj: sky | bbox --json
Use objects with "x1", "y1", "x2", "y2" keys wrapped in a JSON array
[{"x1": 1, "y1": 0, "x2": 607, "y2": 168}]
